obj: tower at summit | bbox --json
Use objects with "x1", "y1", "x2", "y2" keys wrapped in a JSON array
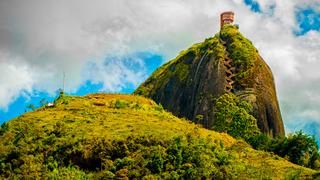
[{"x1": 220, "y1": 11, "x2": 234, "y2": 29}]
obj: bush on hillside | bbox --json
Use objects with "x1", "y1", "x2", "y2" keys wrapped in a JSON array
[
  {"x1": 0, "y1": 133, "x2": 233, "y2": 179},
  {"x1": 54, "y1": 93, "x2": 70, "y2": 105},
  {"x1": 213, "y1": 93, "x2": 320, "y2": 170},
  {"x1": 212, "y1": 93, "x2": 260, "y2": 141},
  {"x1": 247, "y1": 131, "x2": 320, "y2": 169},
  {"x1": 0, "y1": 122, "x2": 9, "y2": 136}
]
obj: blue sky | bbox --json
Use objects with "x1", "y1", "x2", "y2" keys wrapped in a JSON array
[
  {"x1": 0, "y1": 52, "x2": 163, "y2": 124},
  {"x1": 244, "y1": 0, "x2": 261, "y2": 13},
  {"x1": 296, "y1": 8, "x2": 320, "y2": 35},
  {"x1": 0, "y1": 0, "x2": 320, "y2": 143}
]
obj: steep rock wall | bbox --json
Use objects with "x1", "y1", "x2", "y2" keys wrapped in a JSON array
[{"x1": 135, "y1": 25, "x2": 284, "y2": 137}]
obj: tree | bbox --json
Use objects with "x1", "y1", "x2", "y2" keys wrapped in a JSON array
[
  {"x1": 246, "y1": 133, "x2": 271, "y2": 150},
  {"x1": 26, "y1": 104, "x2": 36, "y2": 111},
  {"x1": 212, "y1": 93, "x2": 260, "y2": 140},
  {"x1": 248, "y1": 130, "x2": 320, "y2": 169},
  {"x1": 0, "y1": 122, "x2": 9, "y2": 136},
  {"x1": 40, "y1": 98, "x2": 48, "y2": 107},
  {"x1": 270, "y1": 131, "x2": 319, "y2": 167}
]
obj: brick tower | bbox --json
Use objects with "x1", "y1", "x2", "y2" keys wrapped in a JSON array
[{"x1": 220, "y1": 11, "x2": 234, "y2": 29}]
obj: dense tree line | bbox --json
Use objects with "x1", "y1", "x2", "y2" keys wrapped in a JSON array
[{"x1": 213, "y1": 93, "x2": 320, "y2": 169}]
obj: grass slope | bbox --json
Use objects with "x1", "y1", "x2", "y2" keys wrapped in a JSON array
[{"x1": 0, "y1": 94, "x2": 317, "y2": 179}]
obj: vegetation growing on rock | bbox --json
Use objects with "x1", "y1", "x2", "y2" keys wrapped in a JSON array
[
  {"x1": 220, "y1": 25, "x2": 258, "y2": 87},
  {"x1": 135, "y1": 25, "x2": 284, "y2": 137},
  {"x1": 212, "y1": 93, "x2": 320, "y2": 170},
  {"x1": 212, "y1": 93, "x2": 260, "y2": 141},
  {"x1": 135, "y1": 36, "x2": 225, "y2": 97}
]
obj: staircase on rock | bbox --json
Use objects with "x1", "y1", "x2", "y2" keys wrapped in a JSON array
[
  {"x1": 220, "y1": 38, "x2": 236, "y2": 93},
  {"x1": 235, "y1": 87, "x2": 257, "y2": 104},
  {"x1": 134, "y1": 25, "x2": 285, "y2": 137}
]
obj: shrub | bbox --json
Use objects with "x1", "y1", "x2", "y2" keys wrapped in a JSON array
[
  {"x1": 26, "y1": 104, "x2": 36, "y2": 111},
  {"x1": 147, "y1": 148, "x2": 164, "y2": 174},
  {"x1": 270, "y1": 131, "x2": 319, "y2": 168},
  {"x1": 114, "y1": 100, "x2": 128, "y2": 109},
  {"x1": 195, "y1": 115, "x2": 204, "y2": 124},
  {"x1": 246, "y1": 133, "x2": 271, "y2": 150},
  {"x1": 155, "y1": 103, "x2": 164, "y2": 112},
  {"x1": 54, "y1": 93, "x2": 70, "y2": 105},
  {"x1": 0, "y1": 122, "x2": 9, "y2": 136},
  {"x1": 46, "y1": 166, "x2": 89, "y2": 179},
  {"x1": 248, "y1": 131, "x2": 320, "y2": 169},
  {"x1": 212, "y1": 93, "x2": 260, "y2": 141}
]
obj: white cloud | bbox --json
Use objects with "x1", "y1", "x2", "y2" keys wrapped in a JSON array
[
  {"x1": 0, "y1": 52, "x2": 34, "y2": 110},
  {"x1": 0, "y1": 0, "x2": 319, "y2": 136},
  {"x1": 228, "y1": 0, "x2": 320, "y2": 138},
  {"x1": 83, "y1": 55, "x2": 146, "y2": 92}
]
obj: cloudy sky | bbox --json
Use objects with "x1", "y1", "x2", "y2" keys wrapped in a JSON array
[{"x1": 0, "y1": 0, "x2": 319, "y2": 139}]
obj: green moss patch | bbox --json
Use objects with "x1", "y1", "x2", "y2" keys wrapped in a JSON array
[
  {"x1": 220, "y1": 25, "x2": 258, "y2": 87},
  {"x1": 135, "y1": 36, "x2": 226, "y2": 96}
]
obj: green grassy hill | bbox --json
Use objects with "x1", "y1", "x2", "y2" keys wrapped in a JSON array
[{"x1": 0, "y1": 94, "x2": 317, "y2": 179}]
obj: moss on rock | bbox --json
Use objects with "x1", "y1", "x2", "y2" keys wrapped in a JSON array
[
  {"x1": 220, "y1": 25, "x2": 258, "y2": 88},
  {"x1": 135, "y1": 26, "x2": 285, "y2": 137}
]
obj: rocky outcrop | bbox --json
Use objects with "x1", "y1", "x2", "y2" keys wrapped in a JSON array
[{"x1": 134, "y1": 25, "x2": 285, "y2": 137}]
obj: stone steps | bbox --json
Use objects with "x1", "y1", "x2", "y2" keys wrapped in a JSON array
[
  {"x1": 219, "y1": 38, "x2": 236, "y2": 93},
  {"x1": 236, "y1": 88, "x2": 256, "y2": 99}
]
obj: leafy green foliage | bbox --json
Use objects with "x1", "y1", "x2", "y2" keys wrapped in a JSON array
[
  {"x1": 220, "y1": 25, "x2": 258, "y2": 86},
  {"x1": 196, "y1": 114, "x2": 204, "y2": 124},
  {"x1": 200, "y1": 37, "x2": 225, "y2": 59},
  {"x1": 213, "y1": 94, "x2": 320, "y2": 170},
  {"x1": 0, "y1": 130, "x2": 231, "y2": 178},
  {"x1": 154, "y1": 103, "x2": 164, "y2": 112},
  {"x1": 0, "y1": 94, "x2": 317, "y2": 179},
  {"x1": 26, "y1": 104, "x2": 36, "y2": 111},
  {"x1": 47, "y1": 166, "x2": 89, "y2": 179},
  {"x1": 114, "y1": 99, "x2": 129, "y2": 109},
  {"x1": 220, "y1": 25, "x2": 256, "y2": 69},
  {"x1": 54, "y1": 93, "x2": 70, "y2": 105},
  {"x1": 174, "y1": 63, "x2": 189, "y2": 82},
  {"x1": 248, "y1": 131, "x2": 320, "y2": 170},
  {"x1": 212, "y1": 93, "x2": 260, "y2": 140},
  {"x1": 246, "y1": 133, "x2": 271, "y2": 150},
  {"x1": 0, "y1": 122, "x2": 9, "y2": 136}
]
